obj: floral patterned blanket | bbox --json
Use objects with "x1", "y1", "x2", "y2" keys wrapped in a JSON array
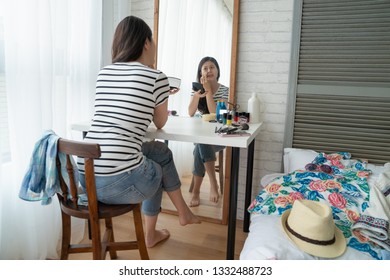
[{"x1": 248, "y1": 152, "x2": 388, "y2": 259}]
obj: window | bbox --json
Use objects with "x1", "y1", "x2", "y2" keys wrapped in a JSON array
[
  {"x1": 285, "y1": 0, "x2": 390, "y2": 164},
  {"x1": 0, "y1": 7, "x2": 10, "y2": 163}
]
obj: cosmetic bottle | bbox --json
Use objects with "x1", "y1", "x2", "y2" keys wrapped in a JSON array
[{"x1": 247, "y1": 92, "x2": 260, "y2": 123}]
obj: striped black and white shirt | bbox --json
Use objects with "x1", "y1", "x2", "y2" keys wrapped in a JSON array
[
  {"x1": 78, "y1": 62, "x2": 169, "y2": 176},
  {"x1": 192, "y1": 84, "x2": 229, "y2": 115}
]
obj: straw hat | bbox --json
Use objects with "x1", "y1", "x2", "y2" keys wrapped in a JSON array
[{"x1": 281, "y1": 199, "x2": 346, "y2": 258}]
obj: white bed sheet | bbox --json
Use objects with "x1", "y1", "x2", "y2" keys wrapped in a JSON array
[{"x1": 240, "y1": 213, "x2": 373, "y2": 260}]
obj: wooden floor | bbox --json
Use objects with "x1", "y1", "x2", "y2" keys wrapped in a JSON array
[
  {"x1": 67, "y1": 211, "x2": 248, "y2": 260},
  {"x1": 162, "y1": 174, "x2": 225, "y2": 223},
  {"x1": 66, "y1": 172, "x2": 248, "y2": 260}
]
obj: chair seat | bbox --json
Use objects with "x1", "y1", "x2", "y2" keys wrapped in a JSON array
[{"x1": 59, "y1": 197, "x2": 137, "y2": 220}]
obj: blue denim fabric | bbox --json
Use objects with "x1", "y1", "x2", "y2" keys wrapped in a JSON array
[
  {"x1": 19, "y1": 130, "x2": 78, "y2": 205},
  {"x1": 80, "y1": 141, "x2": 181, "y2": 216},
  {"x1": 192, "y1": 143, "x2": 225, "y2": 177}
]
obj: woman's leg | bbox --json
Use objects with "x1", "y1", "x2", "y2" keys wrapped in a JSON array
[
  {"x1": 190, "y1": 144, "x2": 205, "y2": 207},
  {"x1": 166, "y1": 188, "x2": 201, "y2": 225},
  {"x1": 144, "y1": 214, "x2": 170, "y2": 248},
  {"x1": 87, "y1": 158, "x2": 170, "y2": 248},
  {"x1": 204, "y1": 160, "x2": 219, "y2": 203},
  {"x1": 189, "y1": 175, "x2": 203, "y2": 207},
  {"x1": 191, "y1": 144, "x2": 224, "y2": 205},
  {"x1": 142, "y1": 141, "x2": 201, "y2": 225}
]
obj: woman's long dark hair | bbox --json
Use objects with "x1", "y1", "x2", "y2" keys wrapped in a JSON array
[
  {"x1": 196, "y1": 57, "x2": 220, "y2": 114},
  {"x1": 111, "y1": 16, "x2": 152, "y2": 63}
]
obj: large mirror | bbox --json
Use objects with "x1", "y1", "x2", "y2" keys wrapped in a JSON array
[{"x1": 154, "y1": 0, "x2": 239, "y2": 223}]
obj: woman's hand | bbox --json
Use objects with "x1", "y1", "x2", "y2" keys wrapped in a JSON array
[
  {"x1": 194, "y1": 89, "x2": 207, "y2": 98},
  {"x1": 200, "y1": 74, "x2": 212, "y2": 93},
  {"x1": 169, "y1": 88, "x2": 180, "y2": 95}
]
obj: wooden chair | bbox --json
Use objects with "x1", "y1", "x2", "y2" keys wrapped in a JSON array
[
  {"x1": 189, "y1": 150, "x2": 224, "y2": 194},
  {"x1": 56, "y1": 138, "x2": 149, "y2": 260}
]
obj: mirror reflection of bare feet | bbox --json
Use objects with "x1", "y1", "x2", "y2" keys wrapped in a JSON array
[
  {"x1": 146, "y1": 229, "x2": 170, "y2": 248},
  {"x1": 189, "y1": 197, "x2": 200, "y2": 207},
  {"x1": 209, "y1": 185, "x2": 219, "y2": 203},
  {"x1": 189, "y1": 192, "x2": 200, "y2": 207}
]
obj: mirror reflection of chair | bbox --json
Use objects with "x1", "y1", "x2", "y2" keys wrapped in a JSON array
[
  {"x1": 56, "y1": 138, "x2": 149, "y2": 260},
  {"x1": 189, "y1": 150, "x2": 224, "y2": 194}
]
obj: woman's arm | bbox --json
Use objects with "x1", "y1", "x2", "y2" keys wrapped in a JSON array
[
  {"x1": 188, "y1": 91, "x2": 203, "y2": 116},
  {"x1": 205, "y1": 92, "x2": 216, "y2": 113},
  {"x1": 153, "y1": 101, "x2": 169, "y2": 129},
  {"x1": 188, "y1": 89, "x2": 217, "y2": 116},
  {"x1": 199, "y1": 75, "x2": 217, "y2": 113}
]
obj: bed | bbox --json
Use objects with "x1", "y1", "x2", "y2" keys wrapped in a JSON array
[{"x1": 240, "y1": 148, "x2": 390, "y2": 260}]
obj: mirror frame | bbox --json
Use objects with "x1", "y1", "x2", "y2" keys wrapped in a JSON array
[{"x1": 153, "y1": 0, "x2": 240, "y2": 224}]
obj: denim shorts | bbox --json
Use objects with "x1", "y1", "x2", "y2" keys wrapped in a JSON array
[{"x1": 80, "y1": 141, "x2": 181, "y2": 216}]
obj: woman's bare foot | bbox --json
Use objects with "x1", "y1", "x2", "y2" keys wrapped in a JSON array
[
  {"x1": 165, "y1": 188, "x2": 201, "y2": 225},
  {"x1": 209, "y1": 184, "x2": 219, "y2": 203},
  {"x1": 145, "y1": 229, "x2": 170, "y2": 248},
  {"x1": 179, "y1": 209, "x2": 201, "y2": 226},
  {"x1": 189, "y1": 192, "x2": 200, "y2": 207}
]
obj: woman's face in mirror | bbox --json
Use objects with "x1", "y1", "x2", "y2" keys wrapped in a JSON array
[{"x1": 201, "y1": 61, "x2": 219, "y2": 82}]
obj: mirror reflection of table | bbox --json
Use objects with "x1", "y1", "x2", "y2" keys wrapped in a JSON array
[{"x1": 71, "y1": 116, "x2": 262, "y2": 260}]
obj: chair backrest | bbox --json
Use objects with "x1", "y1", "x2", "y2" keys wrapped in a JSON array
[{"x1": 56, "y1": 138, "x2": 101, "y2": 216}]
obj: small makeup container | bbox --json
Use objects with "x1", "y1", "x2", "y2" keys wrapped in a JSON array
[
  {"x1": 234, "y1": 111, "x2": 239, "y2": 124},
  {"x1": 226, "y1": 114, "x2": 232, "y2": 126},
  {"x1": 246, "y1": 112, "x2": 250, "y2": 123},
  {"x1": 222, "y1": 112, "x2": 228, "y2": 125},
  {"x1": 239, "y1": 112, "x2": 249, "y2": 123}
]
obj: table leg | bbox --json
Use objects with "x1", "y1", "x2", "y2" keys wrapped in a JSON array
[
  {"x1": 226, "y1": 147, "x2": 240, "y2": 260},
  {"x1": 244, "y1": 140, "x2": 255, "y2": 232}
]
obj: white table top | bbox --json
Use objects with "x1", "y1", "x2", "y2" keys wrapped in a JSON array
[{"x1": 71, "y1": 116, "x2": 262, "y2": 149}]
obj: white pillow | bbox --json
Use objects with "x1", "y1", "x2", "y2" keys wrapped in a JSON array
[
  {"x1": 283, "y1": 148, "x2": 319, "y2": 173},
  {"x1": 260, "y1": 173, "x2": 285, "y2": 187},
  {"x1": 367, "y1": 162, "x2": 390, "y2": 188},
  {"x1": 367, "y1": 163, "x2": 389, "y2": 178}
]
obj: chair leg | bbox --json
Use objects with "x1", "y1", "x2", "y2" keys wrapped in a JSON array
[
  {"x1": 132, "y1": 204, "x2": 149, "y2": 260},
  {"x1": 189, "y1": 175, "x2": 195, "y2": 193},
  {"x1": 87, "y1": 220, "x2": 92, "y2": 240},
  {"x1": 105, "y1": 218, "x2": 118, "y2": 259},
  {"x1": 60, "y1": 212, "x2": 71, "y2": 260},
  {"x1": 90, "y1": 218, "x2": 103, "y2": 260},
  {"x1": 218, "y1": 150, "x2": 224, "y2": 194}
]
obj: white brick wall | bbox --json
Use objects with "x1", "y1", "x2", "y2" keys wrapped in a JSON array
[
  {"x1": 130, "y1": 0, "x2": 294, "y2": 219},
  {"x1": 235, "y1": 0, "x2": 293, "y2": 218}
]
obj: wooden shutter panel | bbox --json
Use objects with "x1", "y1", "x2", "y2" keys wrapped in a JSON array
[
  {"x1": 298, "y1": 0, "x2": 390, "y2": 87},
  {"x1": 290, "y1": 0, "x2": 390, "y2": 164},
  {"x1": 293, "y1": 94, "x2": 390, "y2": 164}
]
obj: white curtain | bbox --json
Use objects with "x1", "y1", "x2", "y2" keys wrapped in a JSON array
[
  {"x1": 0, "y1": 0, "x2": 102, "y2": 259},
  {"x1": 157, "y1": 0, "x2": 232, "y2": 177}
]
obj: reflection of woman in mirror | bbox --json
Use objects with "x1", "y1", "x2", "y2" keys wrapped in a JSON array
[
  {"x1": 188, "y1": 57, "x2": 229, "y2": 207},
  {"x1": 79, "y1": 16, "x2": 201, "y2": 248}
]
